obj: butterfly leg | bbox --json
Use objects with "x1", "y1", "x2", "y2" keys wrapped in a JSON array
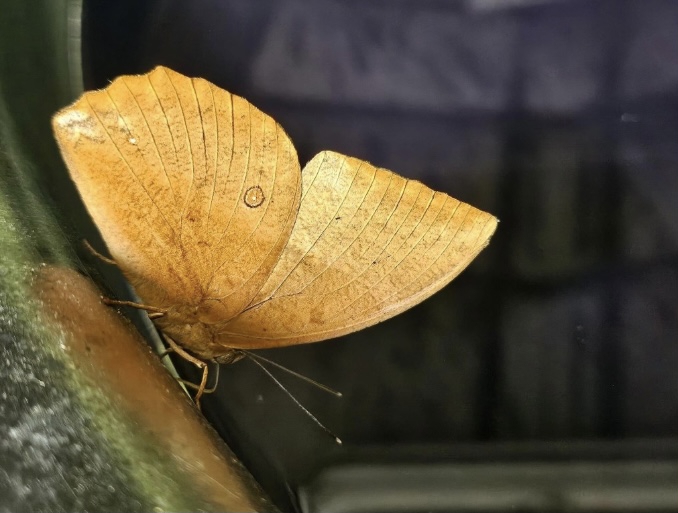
[
  {"x1": 174, "y1": 370, "x2": 220, "y2": 394},
  {"x1": 83, "y1": 239, "x2": 117, "y2": 266},
  {"x1": 101, "y1": 297, "x2": 167, "y2": 315},
  {"x1": 86, "y1": 242, "x2": 168, "y2": 317},
  {"x1": 165, "y1": 336, "x2": 209, "y2": 409},
  {"x1": 159, "y1": 347, "x2": 220, "y2": 394}
]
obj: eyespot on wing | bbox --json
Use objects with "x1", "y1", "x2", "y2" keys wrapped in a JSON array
[
  {"x1": 52, "y1": 66, "x2": 302, "y2": 320},
  {"x1": 218, "y1": 150, "x2": 498, "y2": 348}
]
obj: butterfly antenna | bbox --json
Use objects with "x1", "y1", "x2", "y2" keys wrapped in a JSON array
[
  {"x1": 244, "y1": 354, "x2": 342, "y2": 445},
  {"x1": 241, "y1": 350, "x2": 342, "y2": 398}
]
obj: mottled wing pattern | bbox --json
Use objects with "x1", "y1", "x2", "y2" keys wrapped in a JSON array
[
  {"x1": 221, "y1": 151, "x2": 498, "y2": 348},
  {"x1": 52, "y1": 67, "x2": 301, "y2": 320}
]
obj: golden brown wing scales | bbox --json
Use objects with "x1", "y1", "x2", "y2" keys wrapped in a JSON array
[
  {"x1": 53, "y1": 67, "x2": 301, "y2": 326},
  {"x1": 218, "y1": 151, "x2": 497, "y2": 348},
  {"x1": 52, "y1": 66, "x2": 497, "y2": 360}
]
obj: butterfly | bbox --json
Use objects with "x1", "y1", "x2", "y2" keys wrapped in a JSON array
[{"x1": 52, "y1": 66, "x2": 497, "y2": 404}]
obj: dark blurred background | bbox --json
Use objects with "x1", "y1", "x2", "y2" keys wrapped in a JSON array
[{"x1": 19, "y1": 0, "x2": 678, "y2": 510}]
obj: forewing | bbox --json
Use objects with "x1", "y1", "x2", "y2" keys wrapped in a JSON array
[
  {"x1": 220, "y1": 151, "x2": 497, "y2": 347},
  {"x1": 52, "y1": 66, "x2": 301, "y2": 318}
]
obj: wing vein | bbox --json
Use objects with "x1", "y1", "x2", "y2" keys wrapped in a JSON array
[
  {"x1": 162, "y1": 67, "x2": 193, "y2": 247},
  {"x1": 329, "y1": 191, "x2": 444, "y2": 320},
  {"x1": 121, "y1": 77, "x2": 178, "y2": 205},
  {"x1": 295, "y1": 165, "x2": 385, "y2": 295},
  {"x1": 367, "y1": 204, "x2": 483, "y2": 317},
  {"x1": 309, "y1": 181, "x2": 420, "y2": 304},
  {"x1": 146, "y1": 75, "x2": 180, "y2": 203},
  {"x1": 269, "y1": 158, "x2": 355, "y2": 297},
  {"x1": 190, "y1": 78, "x2": 208, "y2": 195},
  {"x1": 217, "y1": 204, "x2": 493, "y2": 343},
  {"x1": 205, "y1": 83, "x2": 219, "y2": 242},
  {"x1": 358, "y1": 177, "x2": 406, "y2": 259},
  {"x1": 221, "y1": 136, "x2": 302, "y2": 310},
  {"x1": 209, "y1": 99, "x2": 251, "y2": 261},
  {"x1": 351, "y1": 196, "x2": 459, "y2": 319},
  {"x1": 230, "y1": 122, "x2": 285, "y2": 304},
  {"x1": 211, "y1": 113, "x2": 274, "y2": 285},
  {"x1": 300, "y1": 153, "x2": 328, "y2": 204},
  {"x1": 212, "y1": 207, "x2": 493, "y2": 343},
  {"x1": 84, "y1": 94, "x2": 176, "y2": 241}
]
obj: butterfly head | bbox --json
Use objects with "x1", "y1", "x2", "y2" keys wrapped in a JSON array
[{"x1": 214, "y1": 351, "x2": 245, "y2": 365}]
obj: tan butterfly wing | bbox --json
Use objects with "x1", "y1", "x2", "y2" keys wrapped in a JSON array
[
  {"x1": 52, "y1": 66, "x2": 301, "y2": 321},
  {"x1": 218, "y1": 151, "x2": 498, "y2": 348},
  {"x1": 53, "y1": 66, "x2": 496, "y2": 356}
]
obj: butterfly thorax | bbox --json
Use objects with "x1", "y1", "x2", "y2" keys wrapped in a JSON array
[{"x1": 155, "y1": 307, "x2": 237, "y2": 362}]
